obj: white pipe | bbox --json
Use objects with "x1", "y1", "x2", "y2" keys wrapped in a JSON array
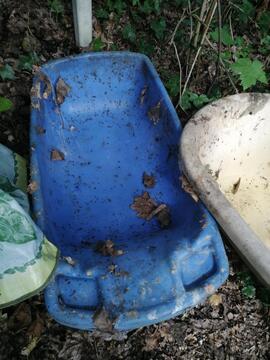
[{"x1": 72, "y1": 0, "x2": 92, "y2": 47}]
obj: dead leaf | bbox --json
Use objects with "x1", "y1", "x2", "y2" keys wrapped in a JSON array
[
  {"x1": 131, "y1": 192, "x2": 171, "y2": 228},
  {"x1": 8, "y1": 303, "x2": 32, "y2": 330},
  {"x1": 232, "y1": 177, "x2": 241, "y2": 194},
  {"x1": 35, "y1": 126, "x2": 46, "y2": 134},
  {"x1": 51, "y1": 149, "x2": 65, "y2": 161},
  {"x1": 209, "y1": 293, "x2": 222, "y2": 307},
  {"x1": 131, "y1": 192, "x2": 158, "y2": 220},
  {"x1": 30, "y1": 81, "x2": 41, "y2": 99},
  {"x1": 95, "y1": 240, "x2": 124, "y2": 257},
  {"x1": 93, "y1": 307, "x2": 114, "y2": 332},
  {"x1": 181, "y1": 175, "x2": 199, "y2": 202},
  {"x1": 27, "y1": 181, "x2": 38, "y2": 194},
  {"x1": 63, "y1": 256, "x2": 76, "y2": 266},
  {"x1": 21, "y1": 337, "x2": 39, "y2": 357},
  {"x1": 55, "y1": 77, "x2": 70, "y2": 105},
  {"x1": 143, "y1": 172, "x2": 156, "y2": 188},
  {"x1": 146, "y1": 203, "x2": 167, "y2": 221},
  {"x1": 40, "y1": 73, "x2": 52, "y2": 99},
  {"x1": 140, "y1": 86, "x2": 148, "y2": 105},
  {"x1": 156, "y1": 206, "x2": 171, "y2": 229},
  {"x1": 143, "y1": 335, "x2": 159, "y2": 351},
  {"x1": 26, "y1": 313, "x2": 45, "y2": 339},
  {"x1": 93, "y1": 16, "x2": 103, "y2": 38},
  {"x1": 148, "y1": 101, "x2": 162, "y2": 125}
]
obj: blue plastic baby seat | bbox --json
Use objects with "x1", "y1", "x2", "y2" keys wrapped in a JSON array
[{"x1": 30, "y1": 52, "x2": 228, "y2": 332}]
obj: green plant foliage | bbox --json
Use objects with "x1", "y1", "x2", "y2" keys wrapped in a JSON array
[
  {"x1": 210, "y1": 25, "x2": 234, "y2": 46},
  {"x1": 230, "y1": 58, "x2": 268, "y2": 90},
  {"x1": 181, "y1": 91, "x2": 212, "y2": 111},
  {"x1": 135, "y1": 0, "x2": 161, "y2": 14},
  {"x1": 0, "y1": 64, "x2": 15, "y2": 81},
  {"x1": 151, "y1": 19, "x2": 166, "y2": 40},
  {"x1": 106, "y1": 0, "x2": 126, "y2": 14},
  {"x1": 48, "y1": 0, "x2": 64, "y2": 15},
  {"x1": 237, "y1": 272, "x2": 256, "y2": 299},
  {"x1": 18, "y1": 52, "x2": 39, "y2": 72},
  {"x1": 166, "y1": 75, "x2": 180, "y2": 98},
  {"x1": 238, "y1": 0, "x2": 255, "y2": 24},
  {"x1": 0, "y1": 97, "x2": 13, "y2": 112},
  {"x1": 91, "y1": 38, "x2": 106, "y2": 51},
  {"x1": 137, "y1": 38, "x2": 155, "y2": 56},
  {"x1": 123, "y1": 23, "x2": 137, "y2": 43},
  {"x1": 259, "y1": 35, "x2": 270, "y2": 55},
  {"x1": 96, "y1": 8, "x2": 109, "y2": 20},
  {"x1": 257, "y1": 11, "x2": 270, "y2": 34}
]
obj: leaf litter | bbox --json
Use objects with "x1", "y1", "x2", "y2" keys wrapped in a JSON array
[
  {"x1": 143, "y1": 172, "x2": 156, "y2": 188},
  {"x1": 95, "y1": 239, "x2": 124, "y2": 257},
  {"x1": 55, "y1": 77, "x2": 71, "y2": 105},
  {"x1": 50, "y1": 149, "x2": 65, "y2": 161},
  {"x1": 131, "y1": 191, "x2": 171, "y2": 228}
]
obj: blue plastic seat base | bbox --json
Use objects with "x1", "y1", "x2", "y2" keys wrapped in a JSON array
[
  {"x1": 30, "y1": 52, "x2": 228, "y2": 331},
  {"x1": 45, "y1": 215, "x2": 227, "y2": 331}
]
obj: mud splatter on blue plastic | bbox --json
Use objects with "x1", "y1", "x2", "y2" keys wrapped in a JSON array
[{"x1": 30, "y1": 52, "x2": 228, "y2": 332}]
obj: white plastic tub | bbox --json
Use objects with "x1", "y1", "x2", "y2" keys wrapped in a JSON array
[{"x1": 181, "y1": 93, "x2": 270, "y2": 286}]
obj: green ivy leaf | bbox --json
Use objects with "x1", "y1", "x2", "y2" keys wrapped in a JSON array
[
  {"x1": 181, "y1": 91, "x2": 212, "y2": 111},
  {"x1": 91, "y1": 38, "x2": 106, "y2": 51},
  {"x1": 137, "y1": 38, "x2": 155, "y2": 56},
  {"x1": 259, "y1": 35, "x2": 270, "y2": 55},
  {"x1": 123, "y1": 23, "x2": 136, "y2": 43},
  {"x1": 230, "y1": 58, "x2": 268, "y2": 90},
  {"x1": 0, "y1": 64, "x2": 15, "y2": 81},
  {"x1": 151, "y1": 18, "x2": 166, "y2": 40},
  {"x1": 18, "y1": 52, "x2": 39, "y2": 72},
  {"x1": 166, "y1": 75, "x2": 180, "y2": 98},
  {"x1": 258, "y1": 11, "x2": 270, "y2": 34},
  {"x1": 48, "y1": 0, "x2": 64, "y2": 15},
  {"x1": 0, "y1": 97, "x2": 13, "y2": 112},
  {"x1": 242, "y1": 285, "x2": 256, "y2": 299},
  {"x1": 238, "y1": 0, "x2": 255, "y2": 24},
  {"x1": 96, "y1": 8, "x2": 109, "y2": 19},
  {"x1": 210, "y1": 25, "x2": 234, "y2": 46}
]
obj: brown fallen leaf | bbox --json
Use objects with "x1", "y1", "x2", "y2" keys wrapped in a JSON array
[
  {"x1": 95, "y1": 239, "x2": 124, "y2": 257},
  {"x1": 40, "y1": 73, "x2": 52, "y2": 99},
  {"x1": 140, "y1": 86, "x2": 148, "y2": 105},
  {"x1": 93, "y1": 307, "x2": 114, "y2": 332},
  {"x1": 51, "y1": 149, "x2": 65, "y2": 161},
  {"x1": 26, "y1": 312, "x2": 45, "y2": 339},
  {"x1": 156, "y1": 206, "x2": 171, "y2": 229},
  {"x1": 143, "y1": 334, "x2": 159, "y2": 351},
  {"x1": 181, "y1": 175, "x2": 199, "y2": 202},
  {"x1": 8, "y1": 303, "x2": 32, "y2": 331},
  {"x1": 30, "y1": 81, "x2": 41, "y2": 99},
  {"x1": 143, "y1": 172, "x2": 156, "y2": 188},
  {"x1": 55, "y1": 77, "x2": 70, "y2": 105},
  {"x1": 27, "y1": 181, "x2": 38, "y2": 194},
  {"x1": 148, "y1": 101, "x2": 162, "y2": 125},
  {"x1": 21, "y1": 314, "x2": 45, "y2": 356},
  {"x1": 232, "y1": 177, "x2": 241, "y2": 194},
  {"x1": 131, "y1": 192, "x2": 158, "y2": 219}
]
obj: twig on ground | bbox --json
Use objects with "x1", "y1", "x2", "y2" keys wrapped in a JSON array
[
  {"x1": 193, "y1": 0, "x2": 209, "y2": 48},
  {"x1": 182, "y1": 0, "x2": 218, "y2": 99},
  {"x1": 205, "y1": 37, "x2": 239, "y2": 93}
]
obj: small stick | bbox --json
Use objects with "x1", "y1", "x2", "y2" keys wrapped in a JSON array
[{"x1": 182, "y1": 0, "x2": 218, "y2": 99}]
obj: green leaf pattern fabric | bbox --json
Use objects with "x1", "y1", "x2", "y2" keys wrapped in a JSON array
[{"x1": 0, "y1": 144, "x2": 58, "y2": 309}]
